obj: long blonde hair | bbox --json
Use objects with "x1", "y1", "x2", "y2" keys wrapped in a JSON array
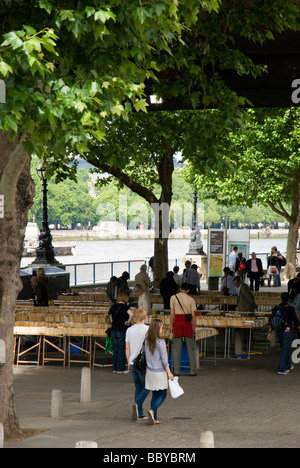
[{"x1": 147, "y1": 318, "x2": 162, "y2": 355}]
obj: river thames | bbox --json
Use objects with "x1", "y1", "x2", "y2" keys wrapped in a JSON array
[{"x1": 21, "y1": 236, "x2": 288, "y2": 268}]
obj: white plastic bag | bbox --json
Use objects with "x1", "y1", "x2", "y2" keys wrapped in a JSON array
[{"x1": 168, "y1": 376, "x2": 184, "y2": 399}]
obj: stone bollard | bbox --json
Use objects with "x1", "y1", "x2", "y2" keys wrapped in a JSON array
[
  {"x1": 80, "y1": 367, "x2": 91, "y2": 403},
  {"x1": 200, "y1": 430, "x2": 214, "y2": 448},
  {"x1": 51, "y1": 389, "x2": 62, "y2": 418},
  {"x1": 75, "y1": 441, "x2": 98, "y2": 448},
  {"x1": 0, "y1": 423, "x2": 4, "y2": 448}
]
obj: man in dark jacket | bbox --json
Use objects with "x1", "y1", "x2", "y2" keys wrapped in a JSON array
[
  {"x1": 245, "y1": 252, "x2": 264, "y2": 291},
  {"x1": 268, "y1": 292, "x2": 300, "y2": 375},
  {"x1": 160, "y1": 271, "x2": 178, "y2": 309}
]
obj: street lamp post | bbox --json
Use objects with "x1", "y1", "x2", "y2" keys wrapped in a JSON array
[
  {"x1": 186, "y1": 191, "x2": 205, "y2": 255},
  {"x1": 32, "y1": 164, "x2": 58, "y2": 265}
]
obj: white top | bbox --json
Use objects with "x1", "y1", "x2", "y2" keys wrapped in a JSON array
[
  {"x1": 229, "y1": 250, "x2": 237, "y2": 268},
  {"x1": 125, "y1": 323, "x2": 149, "y2": 365}
]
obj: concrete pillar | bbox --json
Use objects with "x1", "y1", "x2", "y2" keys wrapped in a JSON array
[
  {"x1": 80, "y1": 367, "x2": 91, "y2": 403},
  {"x1": 51, "y1": 389, "x2": 62, "y2": 418},
  {"x1": 200, "y1": 430, "x2": 214, "y2": 448},
  {"x1": 0, "y1": 423, "x2": 4, "y2": 448},
  {"x1": 75, "y1": 441, "x2": 98, "y2": 448}
]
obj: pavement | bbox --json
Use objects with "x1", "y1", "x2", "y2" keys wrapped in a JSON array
[
  {"x1": 5, "y1": 280, "x2": 300, "y2": 450},
  {"x1": 4, "y1": 340, "x2": 300, "y2": 449}
]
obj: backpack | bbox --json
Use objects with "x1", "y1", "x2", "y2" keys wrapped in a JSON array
[
  {"x1": 279, "y1": 256, "x2": 286, "y2": 267},
  {"x1": 270, "y1": 307, "x2": 287, "y2": 332},
  {"x1": 238, "y1": 260, "x2": 245, "y2": 271}
]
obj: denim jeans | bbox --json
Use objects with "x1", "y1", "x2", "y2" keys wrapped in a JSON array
[
  {"x1": 150, "y1": 389, "x2": 167, "y2": 420},
  {"x1": 277, "y1": 329, "x2": 293, "y2": 373},
  {"x1": 130, "y1": 365, "x2": 150, "y2": 418},
  {"x1": 111, "y1": 330, "x2": 126, "y2": 372}
]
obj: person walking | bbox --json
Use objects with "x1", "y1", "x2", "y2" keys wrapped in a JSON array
[
  {"x1": 160, "y1": 271, "x2": 178, "y2": 309},
  {"x1": 135, "y1": 264, "x2": 152, "y2": 295},
  {"x1": 235, "y1": 252, "x2": 247, "y2": 280},
  {"x1": 268, "y1": 292, "x2": 300, "y2": 375},
  {"x1": 145, "y1": 318, "x2": 173, "y2": 425},
  {"x1": 125, "y1": 308, "x2": 149, "y2": 421},
  {"x1": 182, "y1": 261, "x2": 200, "y2": 295},
  {"x1": 170, "y1": 283, "x2": 197, "y2": 376},
  {"x1": 267, "y1": 248, "x2": 280, "y2": 287},
  {"x1": 108, "y1": 293, "x2": 133, "y2": 373},
  {"x1": 229, "y1": 246, "x2": 238, "y2": 272},
  {"x1": 245, "y1": 252, "x2": 264, "y2": 291}
]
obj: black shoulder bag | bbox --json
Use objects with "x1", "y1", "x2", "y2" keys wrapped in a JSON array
[
  {"x1": 175, "y1": 294, "x2": 192, "y2": 322},
  {"x1": 133, "y1": 340, "x2": 146, "y2": 373}
]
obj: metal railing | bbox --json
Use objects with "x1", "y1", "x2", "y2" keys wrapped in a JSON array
[{"x1": 64, "y1": 253, "x2": 284, "y2": 287}]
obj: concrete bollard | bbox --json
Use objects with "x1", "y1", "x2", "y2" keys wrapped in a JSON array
[
  {"x1": 80, "y1": 367, "x2": 91, "y2": 403},
  {"x1": 200, "y1": 430, "x2": 214, "y2": 448},
  {"x1": 75, "y1": 441, "x2": 98, "y2": 448},
  {"x1": 51, "y1": 389, "x2": 62, "y2": 418},
  {"x1": 0, "y1": 423, "x2": 4, "y2": 448}
]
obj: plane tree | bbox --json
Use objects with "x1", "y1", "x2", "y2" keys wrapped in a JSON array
[
  {"x1": 184, "y1": 108, "x2": 300, "y2": 279},
  {"x1": 0, "y1": 0, "x2": 204, "y2": 439},
  {"x1": 0, "y1": 0, "x2": 299, "y2": 440}
]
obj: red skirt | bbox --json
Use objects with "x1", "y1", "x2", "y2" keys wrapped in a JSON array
[{"x1": 173, "y1": 314, "x2": 193, "y2": 338}]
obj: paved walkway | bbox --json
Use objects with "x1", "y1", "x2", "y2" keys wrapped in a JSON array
[
  {"x1": 5, "y1": 280, "x2": 295, "y2": 449},
  {"x1": 4, "y1": 343, "x2": 300, "y2": 449}
]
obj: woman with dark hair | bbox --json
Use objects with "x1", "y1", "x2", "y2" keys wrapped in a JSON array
[{"x1": 145, "y1": 319, "x2": 173, "y2": 425}]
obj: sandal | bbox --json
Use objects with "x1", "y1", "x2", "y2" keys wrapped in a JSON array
[{"x1": 147, "y1": 409, "x2": 155, "y2": 425}]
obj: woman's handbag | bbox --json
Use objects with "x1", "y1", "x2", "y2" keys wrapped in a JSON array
[
  {"x1": 133, "y1": 341, "x2": 146, "y2": 373},
  {"x1": 168, "y1": 376, "x2": 184, "y2": 399}
]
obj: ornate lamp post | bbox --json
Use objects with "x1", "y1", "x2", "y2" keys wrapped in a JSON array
[
  {"x1": 186, "y1": 191, "x2": 205, "y2": 255},
  {"x1": 32, "y1": 164, "x2": 58, "y2": 265}
]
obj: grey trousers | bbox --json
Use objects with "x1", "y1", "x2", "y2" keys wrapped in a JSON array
[{"x1": 172, "y1": 337, "x2": 196, "y2": 375}]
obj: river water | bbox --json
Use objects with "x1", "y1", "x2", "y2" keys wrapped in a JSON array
[{"x1": 21, "y1": 236, "x2": 287, "y2": 268}]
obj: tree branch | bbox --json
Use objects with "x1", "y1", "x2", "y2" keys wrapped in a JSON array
[
  {"x1": 88, "y1": 160, "x2": 158, "y2": 205},
  {"x1": 267, "y1": 200, "x2": 293, "y2": 224}
]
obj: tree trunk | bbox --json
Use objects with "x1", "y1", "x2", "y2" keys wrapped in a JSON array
[
  {"x1": 268, "y1": 181, "x2": 300, "y2": 281},
  {"x1": 284, "y1": 219, "x2": 300, "y2": 280},
  {"x1": 0, "y1": 132, "x2": 34, "y2": 438}
]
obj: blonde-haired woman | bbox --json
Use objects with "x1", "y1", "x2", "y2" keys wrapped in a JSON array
[
  {"x1": 125, "y1": 308, "x2": 149, "y2": 421},
  {"x1": 145, "y1": 319, "x2": 173, "y2": 424}
]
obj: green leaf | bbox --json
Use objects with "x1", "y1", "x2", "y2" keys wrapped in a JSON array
[
  {"x1": 0, "y1": 60, "x2": 12, "y2": 77},
  {"x1": 133, "y1": 99, "x2": 149, "y2": 113}
]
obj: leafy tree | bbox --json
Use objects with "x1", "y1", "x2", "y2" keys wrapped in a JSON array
[
  {"x1": 0, "y1": 0, "x2": 299, "y2": 438},
  {"x1": 184, "y1": 108, "x2": 300, "y2": 278},
  {"x1": 29, "y1": 158, "x2": 99, "y2": 227},
  {"x1": 0, "y1": 0, "x2": 206, "y2": 438}
]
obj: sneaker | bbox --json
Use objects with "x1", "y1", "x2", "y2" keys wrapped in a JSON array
[
  {"x1": 132, "y1": 404, "x2": 138, "y2": 421},
  {"x1": 137, "y1": 416, "x2": 148, "y2": 421},
  {"x1": 290, "y1": 365, "x2": 295, "y2": 372},
  {"x1": 277, "y1": 371, "x2": 289, "y2": 375}
]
